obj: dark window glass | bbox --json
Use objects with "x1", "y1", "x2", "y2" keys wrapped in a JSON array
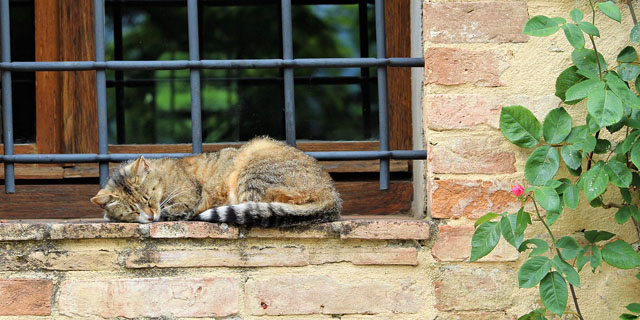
[
  {"x1": 104, "y1": 0, "x2": 378, "y2": 144},
  {"x1": 0, "y1": 0, "x2": 35, "y2": 144}
]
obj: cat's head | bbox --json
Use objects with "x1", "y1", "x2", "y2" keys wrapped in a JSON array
[{"x1": 90, "y1": 156, "x2": 162, "y2": 223}]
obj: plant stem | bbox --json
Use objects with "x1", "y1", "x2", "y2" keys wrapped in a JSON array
[
  {"x1": 587, "y1": 0, "x2": 603, "y2": 79},
  {"x1": 628, "y1": 0, "x2": 638, "y2": 25},
  {"x1": 531, "y1": 198, "x2": 585, "y2": 320}
]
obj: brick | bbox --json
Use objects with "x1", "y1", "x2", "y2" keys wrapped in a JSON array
[
  {"x1": 431, "y1": 225, "x2": 518, "y2": 262},
  {"x1": 58, "y1": 277, "x2": 239, "y2": 318},
  {"x1": 340, "y1": 220, "x2": 430, "y2": 240},
  {"x1": 310, "y1": 247, "x2": 418, "y2": 266},
  {"x1": 430, "y1": 180, "x2": 521, "y2": 219},
  {"x1": 425, "y1": 48, "x2": 507, "y2": 86},
  {"x1": 424, "y1": 2, "x2": 528, "y2": 43},
  {"x1": 430, "y1": 136, "x2": 516, "y2": 174},
  {"x1": 126, "y1": 247, "x2": 308, "y2": 268},
  {"x1": 49, "y1": 222, "x2": 142, "y2": 239},
  {"x1": 0, "y1": 279, "x2": 53, "y2": 316},
  {"x1": 246, "y1": 275, "x2": 422, "y2": 315},
  {"x1": 434, "y1": 266, "x2": 516, "y2": 311},
  {"x1": 28, "y1": 250, "x2": 119, "y2": 270},
  {"x1": 149, "y1": 221, "x2": 239, "y2": 239},
  {"x1": 246, "y1": 222, "x2": 340, "y2": 238},
  {"x1": 0, "y1": 223, "x2": 46, "y2": 241},
  {"x1": 426, "y1": 94, "x2": 560, "y2": 131}
]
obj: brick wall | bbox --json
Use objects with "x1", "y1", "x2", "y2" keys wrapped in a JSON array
[
  {"x1": 1, "y1": 1, "x2": 639, "y2": 319},
  {"x1": 424, "y1": 0, "x2": 640, "y2": 319}
]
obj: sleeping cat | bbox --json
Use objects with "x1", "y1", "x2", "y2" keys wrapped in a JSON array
[{"x1": 90, "y1": 137, "x2": 341, "y2": 227}]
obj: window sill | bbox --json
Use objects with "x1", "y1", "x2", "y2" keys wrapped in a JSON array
[{"x1": 0, "y1": 216, "x2": 431, "y2": 241}]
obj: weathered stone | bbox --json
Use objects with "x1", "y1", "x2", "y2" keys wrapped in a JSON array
[
  {"x1": 58, "y1": 277, "x2": 240, "y2": 318},
  {"x1": 49, "y1": 222, "x2": 142, "y2": 239},
  {"x1": 28, "y1": 250, "x2": 119, "y2": 270},
  {"x1": 126, "y1": 247, "x2": 308, "y2": 268},
  {"x1": 246, "y1": 222, "x2": 340, "y2": 238},
  {"x1": 430, "y1": 136, "x2": 516, "y2": 174},
  {"x1": 425, "y1": 48, "x2": 507, "y2": 86},
  {"x1": 149, "y1": 221, "x2": 239, "y2": 239},
  {"x1": 437, "y1": 311, "x2": 513, "y2": 320},
  {"x1": 0, "y1": 279, "x2": 53, "y2": 316},
  {"x1": 434, "y1": 266, "x2": 517, "y2": 311},
  {"x1": 340, "y1": 220, "x2": 430, "y2": 240},
  {"x1": 424, "y1": 2, "x2": 529, "y2": 43},
  {"x1": 310, "y1": 247, "x2": 418, "y2": 266},
  {"x1": 430, "y1": 180, "x2": 521, "y2": 219},
  {"x1": 246, "y1": 275, "x2": 422, "y2": 315},
  {"x1": 0, "y1": 223, "x2": 46, "y2": 241},
  {"x1": 431, "y1": 225, "x2": 518, "y2": 262}
]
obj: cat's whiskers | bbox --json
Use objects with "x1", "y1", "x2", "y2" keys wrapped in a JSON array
[{"x1": 160, "y1": 190, "x2": 186, "y2": 209}]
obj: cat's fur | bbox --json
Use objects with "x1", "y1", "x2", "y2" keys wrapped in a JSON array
[{"x1": 90, "y1": 137, "x2": 341, "y2": 227}]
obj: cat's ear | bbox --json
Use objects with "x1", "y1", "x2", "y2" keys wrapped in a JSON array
[
  {"x1": 91, "y1": 189, "x2": 113, "y2": 207},
  {"x1": 131, "y1": 156, "x2": 149, "y2": 176}
]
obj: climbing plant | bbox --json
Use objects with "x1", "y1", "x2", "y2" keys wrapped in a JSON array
[{"x1": 470, "y1": 1, "x2": 640, "y2": 319}]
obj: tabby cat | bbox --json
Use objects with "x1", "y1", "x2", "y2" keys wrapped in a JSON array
[{"x1": 90, "y1": 137, "x2": 341, "y2": 227}]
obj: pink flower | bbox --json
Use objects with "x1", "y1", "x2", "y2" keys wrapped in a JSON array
[{"x1": 511, "y1": 185, "x2": 525, "y2": 197}]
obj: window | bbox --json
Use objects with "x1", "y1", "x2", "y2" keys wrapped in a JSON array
[{"x1": 0, "y1": 0, "x2": 423, "y2": 219}]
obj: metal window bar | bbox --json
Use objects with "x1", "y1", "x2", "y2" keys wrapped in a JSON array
[{"x1": 0, "y1": 0, "x2": 426, "y2": 194}]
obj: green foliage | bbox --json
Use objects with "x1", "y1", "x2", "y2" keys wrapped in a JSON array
[{"x1": 470, "y1": 3, "x2": 640, "y2": 318}]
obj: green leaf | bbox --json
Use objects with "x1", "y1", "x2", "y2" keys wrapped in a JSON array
[
  {"x1": 516, "y1": 207, "x2": 531, "y2": 234},
  {"x1": 619, "y1": 131, "x2": 640, "y2": 155},
  {"x1": 577, "y1": 247, "x2": 590, "y2": 272},
  {"x1": 470, "y1": 221, "x2": 501, "y2": 262},
  {"x1": 590, "y1": 197, "x2": 604, "y2": 208},
  {"x1": 586, "y1": 114, "x2": 601, "y2": 133},
  {"x1": 555, "y1": 178, "x2": 571, "y2": 194},
  {"x1": 523, "y1": 15, "x2": 560, "y2": 36},
  {"x1": 555, "y1": 66, "x2": 586, "y2": 102},
  {"x1": 501, "y1": 214, "x2": 524, "y2": 249},
  {"x1": 556, "y1": 236, "x2": 582, "y2": 260},
  {"x1": 552, "y1": 256, "x2": 580, "y2": 287},
  {"x1": 572, "y1": 48, "x2": 607, "y2": 78},
  {"x1": 519, "y1": 256, "x2": 553, "y2": 288},
  {"x1": 565, "y1": 78, "x2": 604, "y2": 104},
  {"x1": 616, "y1": 206, "x2": 632, "y2": 224},
  {"x1": 606, "y1": 72, "x2": 640, "y2": 109},
  {"x1": 632, "y1": 205, "x2": 640, "y2": 221},
  {"x1": 474, "y1": 212, "x2": 501, "y2": 228},
  {"x1": 566, "y1": 125, "x2": 588, "y2": 143},
  {"x1": 561, "y1": 145, "x2": 582, "y2": 170},
  {"x1": 584, "y1": 230, "x2": 615, "y2": 243},
  {"x1": 519, "y1": 239, "x2": 550, "y2": 256},
  {"x1": 636, "y1": 272, "x2": 640, "y2": 280},
  {"x1": 539, "y1": 272, "x2": 568, "y2": 316},
  {"x1": 563, "y1": 184, "x2": 580, "y2": 209},
  {"x1": 631, "y1": 22, "x2": 640, "y2": 43},
  {"x1": 606, "y1": 159, "x2": 632, "y2": 187},
  {"x1": 546, "y1": 210, "x2": 561, "y2": 226},
  {"x1": 525, "y1": 146, "x2": 561, "y2": 186},
  {"x1": 602, "y1": 240, "x2": 640, "y2": 269},
  {"x1": 560, "y1": 24, "x2": 584, "y2": 49},
  {"x1": 500, "y1": 106, "x2": 543, "y2": 148},
  {"x1": 594, "y1": 139, "x2": 611, "y2": 154},
  {"x1": 618, "y1": 46, "x2": 638, "y2": 62},
  {"x1": 620, "y1": 314, "x2": 639, "y2": 320},
  {"x1": 627, "y1": 303, "x2": 640, "y2": 314},
  {"x1": 519, "y1": 309, "x2": 548, "y2": 320},
  {"x1": 535, "y1": 187, "x2": 561, "y2": 213},
  {"x1": 543, "y1": 107, "x2": 572, "y2": 144},
  {"x1": 598, "y1": 1, "x2": 621, "y2": 22},
  {"x1": 578, "y1": 21, "x2": 600, "y2": 37},
  {"x1": 582, "y1": 161, "x2": 609, "y2": 202},
  {"x1": 591, "y1": 245, "x2": 602, "y2": 270},
  {"x1": 587, "y1": 88, "x2": 624, "y2": 128},
  {"x1": 621, "y1": 187, "x2": 632, "y2": 203},
  {"x1": 631, "y1": 141, "x2": 640, "y2": 169},
  {"x1": 618, "y1": 63, "x2": 640, "y2": 82},
  {"x1": 570, "y1": 8, "x2": 583, "y2": 22},
  {"x1": 544, "y1": 179, "x2": 563, "y2": 189}
]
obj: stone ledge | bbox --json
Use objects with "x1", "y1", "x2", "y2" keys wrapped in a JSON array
[{"x1": 0, "y1": 219, "x2": 430, "y2": 241}]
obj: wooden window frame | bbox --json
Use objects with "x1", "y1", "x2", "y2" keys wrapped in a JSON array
[{"x1": 1, "y1": 0, "x2": 414, "y2": 219}]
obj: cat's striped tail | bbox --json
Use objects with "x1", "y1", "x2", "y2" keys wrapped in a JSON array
[{"x1": 193, "y1": 199, "x2": 341, "y2": 227}]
